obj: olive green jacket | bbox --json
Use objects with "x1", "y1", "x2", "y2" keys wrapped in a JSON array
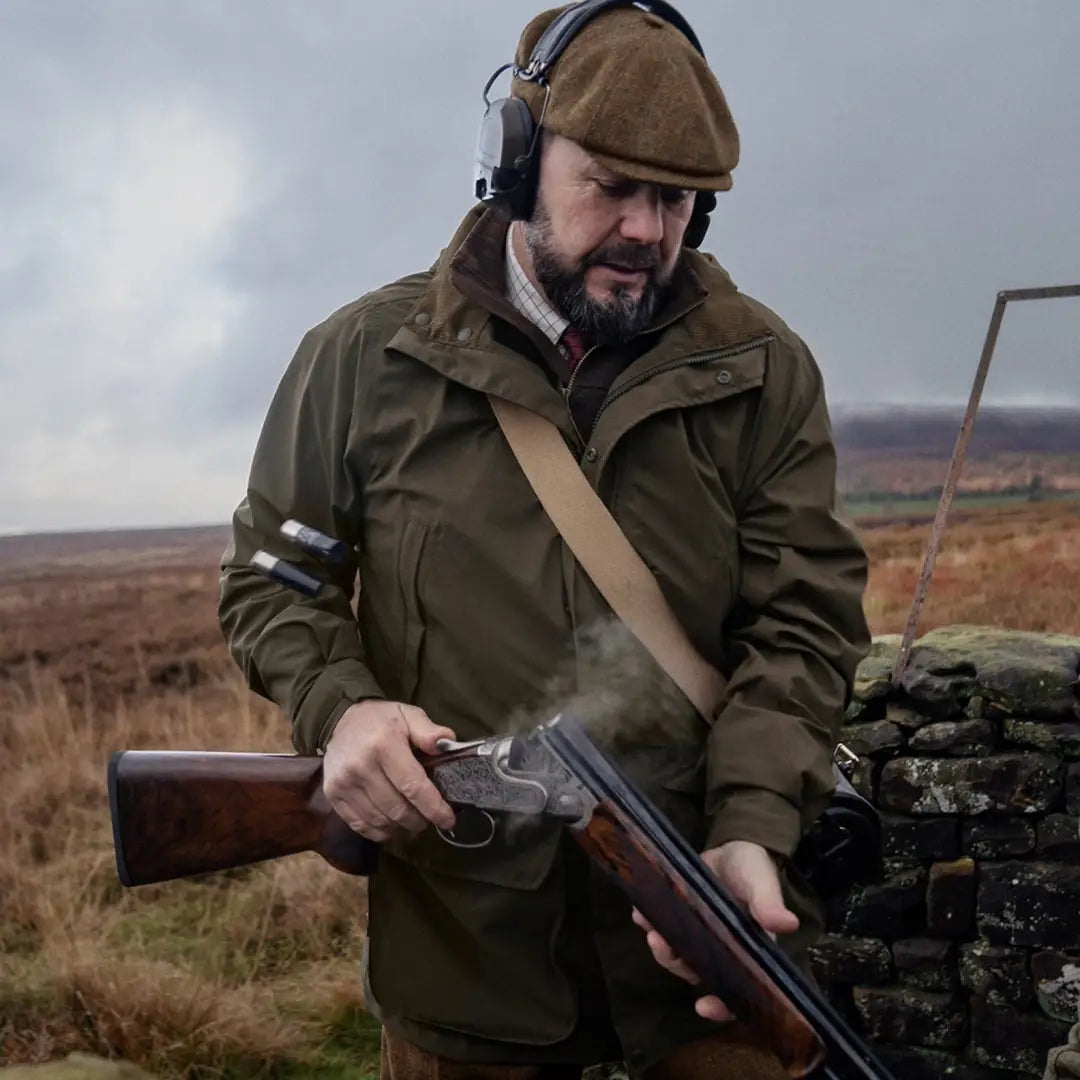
[{"x1": 219, "y1": 206, "x2": 870, "y2": 1071}]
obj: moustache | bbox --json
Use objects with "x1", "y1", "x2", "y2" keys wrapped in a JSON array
[{"x1": 583, "y1": 244, "x2": 661, "y2": 272}]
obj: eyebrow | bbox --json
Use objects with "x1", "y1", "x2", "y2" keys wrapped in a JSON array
[{"x1": 589, "y1": 170, "x2": 692, "y2": 200}]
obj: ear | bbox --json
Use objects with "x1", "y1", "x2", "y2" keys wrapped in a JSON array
[{"x1": 683, "y1": 191, "x2": 715, "y2": 249}]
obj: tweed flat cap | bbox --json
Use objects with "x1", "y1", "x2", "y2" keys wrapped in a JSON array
[{"x1": 511, "y1": 4, "x2": 739, "y2": 191}]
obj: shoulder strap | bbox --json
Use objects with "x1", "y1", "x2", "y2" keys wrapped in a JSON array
[{"x1": 489, "y1": 396, "x2": 727, "y2": 721}]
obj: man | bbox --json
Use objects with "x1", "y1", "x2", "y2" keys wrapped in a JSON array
[{"x1": 219, "y1": 4, "x2": 870, "y2": 1078}]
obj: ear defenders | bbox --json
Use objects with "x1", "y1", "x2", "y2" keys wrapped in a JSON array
[{"x1": 474, "y1": 0, "x2": 717, "y2": 250}]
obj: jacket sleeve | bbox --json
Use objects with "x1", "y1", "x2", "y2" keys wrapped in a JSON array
[
  {"x1": 704, "y1": 334, "x2": 871, "y2": 859},
  {"x1": 218, "y1": 319, "x2": 386, "y2": 755}
]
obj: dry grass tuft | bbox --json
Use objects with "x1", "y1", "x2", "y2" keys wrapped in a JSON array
[
  {"x1": 858, "y1": 501, "x2": 1080, "y2": 636},
  {"x1": 0, "y1": 655, "x2": 373, "y2": 1075}
]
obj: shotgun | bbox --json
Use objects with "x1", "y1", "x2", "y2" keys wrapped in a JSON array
[{"x1": 108, "y1": 715, "x2": 893, "y2": 1080}]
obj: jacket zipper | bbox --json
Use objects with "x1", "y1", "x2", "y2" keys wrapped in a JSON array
[
  {"x1": 593, "y1": 334, "x2": 774, "y2": 427},
  {"x1": 561, "y1": 342, "x2": 601, "y2": 446}
]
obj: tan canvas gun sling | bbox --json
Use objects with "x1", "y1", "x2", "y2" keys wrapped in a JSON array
[{"x1": 489, "y1": 395, "x2": 727, "y2": 722}]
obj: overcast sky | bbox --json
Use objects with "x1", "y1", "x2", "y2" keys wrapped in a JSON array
[{"x1": 2, "y1": 1, "x2": 1079, "y2": 533}]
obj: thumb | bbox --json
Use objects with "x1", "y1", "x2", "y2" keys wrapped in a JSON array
[
  {"x1": 400, "y1": 706, "x2": 457, "y2": 754},
  {"x1": 747, "y1": 873, "x2": 800, "y2": 937}
]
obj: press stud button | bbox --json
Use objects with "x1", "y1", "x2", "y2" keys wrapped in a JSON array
[
  {"x1": 414, "y1": 312, "x2": 431, "y2": 326},
  {"x1": 456, "y1": 327, "x2": 473, "y2": 342},
  {"x1": 716, "y1": 370, "x2": 732, "y2": 385},
  {"x1": 584, "y1": 447, "x2": 598, "y2": 462}
]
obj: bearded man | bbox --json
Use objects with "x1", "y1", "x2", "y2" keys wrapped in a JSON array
[{"x1": 219, "y1": 3, "x2": 871, "y2": 1078}]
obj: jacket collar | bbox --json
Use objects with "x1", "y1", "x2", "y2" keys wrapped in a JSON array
[{"x1": 386, "y1": 206, "x2": 770, "y2": 437}]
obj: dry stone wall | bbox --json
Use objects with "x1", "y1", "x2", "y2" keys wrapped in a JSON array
[{"x1": 809, "y1": 626, "x2": 1080, "y2": 1079}]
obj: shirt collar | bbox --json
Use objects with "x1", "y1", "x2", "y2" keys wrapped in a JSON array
[{"x1": 504, "y1": 223, "x2": 569, "y2": 347}]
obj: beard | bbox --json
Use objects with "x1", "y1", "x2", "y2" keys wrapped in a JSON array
[{"x1": 521, "y1": 200, "x2": 677, "y2": 347}]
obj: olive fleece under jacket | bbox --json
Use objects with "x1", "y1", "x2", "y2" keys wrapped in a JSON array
[{"x1": 218, "y1": 205, "x2": 871, "y2": 1073}]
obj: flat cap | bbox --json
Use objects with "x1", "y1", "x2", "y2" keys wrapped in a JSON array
[{"x1": 512, "y1": 4, "x2": 739, "y2": 191}]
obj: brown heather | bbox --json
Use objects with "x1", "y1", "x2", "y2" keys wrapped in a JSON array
[
  {"x1": 0, "y1": 499, "x2": 1078, "y2": 1074},
  {"x1": 860, "y1": 500, "x2": 1080, "y2": 636}
]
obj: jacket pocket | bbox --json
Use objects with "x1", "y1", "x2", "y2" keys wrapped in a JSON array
[
  {"x1": 397, "y1": 519, "x2": 427, "y2": 701},
  {"x1": 385, "y1": 813, "x2": 563, "y2": 891}
]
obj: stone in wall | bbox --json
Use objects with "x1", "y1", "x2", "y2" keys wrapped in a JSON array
[
  {"x1": 909, "y1": 718, "x2": 997, "y2": 756},
  {"x1": 969, "y1": 997, "x2": 1071, "y2": 1074},
  {"x1": 879, "y1": 753, "x2": 1062, "y2": 816},
  {"x1": 830, "y1": 867, "x2": 927, "y2": 940},
  {"x1": 978, "y1": 862, "x2": 1080, "y2": 950},
  {"x1": 899, "y1": 626, "x2": 1080, "y2": 721},
  {"x1": 867, "y1": 1045, "x2": 950, "y2": 1080},
  {"x1": 850, "y1": 754, "x2": 876, "y2": 801},
  {"x1": 808, "y1": 935, "x2": 892, "y2": 986},
  {"x1": 874, "y1": 1045, "x2": 1031, "y2": 1080},
  {"x1": 1005, "y1": 719, "x2": 1080, "y2": 759},
  {"x1": 1032, "y1": 950, "x2": 1080, "y2": 1023},
  {"x1": 882, "y1": 813, "x2": 960, "y2": 864},
  {"x1": 1067, "y1": 764, "x2": 1080, "y2": 815},
  {"x1": 850, "y1": 636, "x2": 900, "y2": 717},
  {"x1": 892, "y1": 938, "x2": 958, "y2": 992},
  {"x1": 839, "y1": 719, "x2": 905, "y2": 757},
  {"x1": 927, "y1": 857, "x2": 977, "y2": 938},
  {"x1": 885, "y1": 702, "x2": 937, "y2": 731},
  {"x1": 959, "y1": 941, "x2": 1035, "y2": 1007},
  {"x1": 1036, "y1": 814, "x2": 1080, "y2": 860},
  {"x1": 853, "y1": 986, "x2": 968, "y2": 1049},
  {"x1": 962, "y1": 817, "x2": 1036, "y2": 859},
  {"x1": 899, "y1": 660, "x2": 976, "y2": 718}
]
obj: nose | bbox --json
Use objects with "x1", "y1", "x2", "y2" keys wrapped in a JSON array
[{"x1": 618, "y1": 187, "x2": 664, "y2": 246}]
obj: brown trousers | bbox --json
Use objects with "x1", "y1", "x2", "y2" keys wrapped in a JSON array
[{"x1": 379, "y1": 1023, "x2": 788, "y2": 1080}]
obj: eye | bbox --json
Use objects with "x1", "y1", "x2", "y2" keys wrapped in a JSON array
[
  {"x1": 661, "y1": 186, "x2": 693, "y2": 207},
  {"x1": 595, "y1": 178, "x2": 636, "y2": 199}
]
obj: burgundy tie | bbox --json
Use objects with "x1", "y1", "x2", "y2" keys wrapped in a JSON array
[{"x1": 559, "y1": 327, "x2": 588, "y2": 371}]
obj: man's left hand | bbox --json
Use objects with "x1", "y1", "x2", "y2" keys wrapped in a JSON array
[{"x1": 631, "y1": 839, "x2": 799, "y2": 1022}]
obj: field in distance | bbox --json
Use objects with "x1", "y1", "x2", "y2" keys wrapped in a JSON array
[{"x1": 833, "y1": 403, "x2": 1080, "y2": 519}]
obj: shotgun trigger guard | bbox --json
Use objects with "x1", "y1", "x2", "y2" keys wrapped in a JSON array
[{"x1": 438, "y1": 810, "x2": 497, "y2": 849}]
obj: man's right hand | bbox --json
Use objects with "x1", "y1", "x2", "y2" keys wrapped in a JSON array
[{"x1": 323, "y1": 700, "x2": 458, "y2": 842}]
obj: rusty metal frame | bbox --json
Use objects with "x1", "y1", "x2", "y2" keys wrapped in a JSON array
[{"x1": 890, "y1": 284, "x2": 1080, "y2": 688}]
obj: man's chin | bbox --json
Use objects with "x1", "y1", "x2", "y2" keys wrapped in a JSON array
[
  {"x1": 585, "y1": 288, "x2": 645, "y2": 312},
  {"x1": 586, "y1": 265, "x2": 650, "y2": 298}
]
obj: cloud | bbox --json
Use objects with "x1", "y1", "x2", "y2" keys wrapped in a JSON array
[
  {"x1": 1, "y1": 1, "x2": 1078, "y2": 531},
  {"x1": 0, "y1": 89, "x2": 255, "y2": 529}
]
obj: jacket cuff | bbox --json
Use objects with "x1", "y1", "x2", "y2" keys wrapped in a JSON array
[
  {"x1": 292, "y1": 660, "x2": 386, "y2": 754},
  {"x1": 704, "y1": 788, "x2": 803, "y2": 859}
]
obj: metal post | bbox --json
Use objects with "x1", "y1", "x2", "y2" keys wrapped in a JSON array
[{"x1": 889, "y1": 284, "x2": 1080, "y2": 688}]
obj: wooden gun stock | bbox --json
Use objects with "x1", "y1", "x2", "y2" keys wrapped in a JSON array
[{"x1": 108, "y1": 750, "x2": 378, "y2": 886}]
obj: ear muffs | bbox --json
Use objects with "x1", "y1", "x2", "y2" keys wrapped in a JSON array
[
  {"x1": 474, "y1": 94, "x2": 540, "y2": 222},
  {"x1": 474, "y1": 0, "x2": 717, "y2": 248}
]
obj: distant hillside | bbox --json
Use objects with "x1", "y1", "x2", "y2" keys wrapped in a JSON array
[
  {"x1": 833, "y1": 405, "x2": 1080, "y2": 457},
  {"x1": 0, "y1": 524, "x2": 231, "y2": 579},
  {"x1": 832, "y1": 405, "x2": 1080, "y2": 502}
]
